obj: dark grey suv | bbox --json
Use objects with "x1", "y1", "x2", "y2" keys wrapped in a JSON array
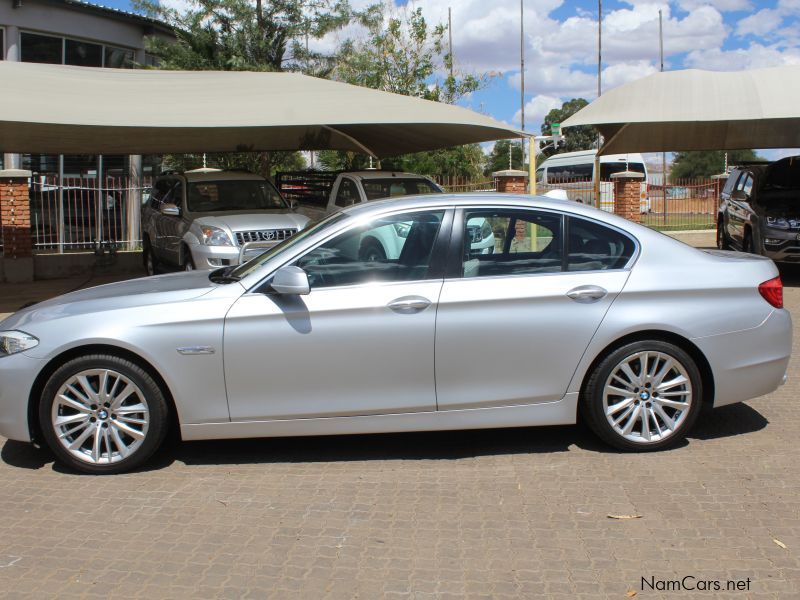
[{"x1": 717, "y1": 157, "x2": 800, "y2": 263}]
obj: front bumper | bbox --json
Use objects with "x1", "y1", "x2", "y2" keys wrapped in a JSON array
[
  {"x1": 760, "y1": 227, "x2": 800, "y2": 262},
  {"x1": 693, "y1": 308, "x2": 792, "y2": 408},
  {"x1": 0, "y1": 351, "x2": 46, "y2": 442},
  {"x1": 188, "y1": 242, "x2": 282, "y2": 269}
]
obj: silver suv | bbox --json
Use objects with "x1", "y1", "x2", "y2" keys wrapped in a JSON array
[{"x1": 141, "y1": 169, "x2": 310, "y2": 273}]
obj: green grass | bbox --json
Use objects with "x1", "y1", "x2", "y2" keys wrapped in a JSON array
[{"x1": 641, "y1": 214, "x2": 715, "y2": 232}]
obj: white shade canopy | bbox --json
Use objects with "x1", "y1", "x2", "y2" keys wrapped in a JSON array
[
  {"x1": 562, "y1": 66, "x2": 800, "y2": 155},
  {"x1": 0, "y1": 61, "x2": 523, "y2": 156}
]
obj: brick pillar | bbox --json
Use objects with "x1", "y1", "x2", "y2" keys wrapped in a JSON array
[
  {"x1": 610, "y1": 171, "x2": 645, "y2": 223},
  {"x1": 0, "y1": 169, "x2": 34, "y2": 282},
  {"x1": 493, "y1": 169, "x2": 529, "y2": 194}
]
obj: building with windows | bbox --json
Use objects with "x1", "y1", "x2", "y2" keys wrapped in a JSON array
[
  {"x1": 0, "y1": 0, "x2": 173, "y2": 253},
  {"x1": 0, "y1": 0, "x2": 172, "y2": 171}
]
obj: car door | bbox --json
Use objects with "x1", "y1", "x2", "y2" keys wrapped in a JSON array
[
  {"x1": 160, "y1": 179, "x2": 186, "y2": 265},
  {"x1": 435, "y1": 208, "x2": 635, "y2": 410},
  {"x1": 223, "y1": 208, "x2": 451, "y2": 421},
  {"x1": 729, "y1": 172, "x2": 753, "y2": 247}
]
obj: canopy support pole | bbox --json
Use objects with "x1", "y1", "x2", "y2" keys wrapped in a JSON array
[{"x1": 322, "y1": 126, "x2": 378, "y2": 159}]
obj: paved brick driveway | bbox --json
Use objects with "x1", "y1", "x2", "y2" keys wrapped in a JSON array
[{"x1": 1, "y1": 257, "x2": 799, "y2": 598}]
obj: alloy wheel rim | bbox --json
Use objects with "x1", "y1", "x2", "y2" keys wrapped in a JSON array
[
  {"x1": 51, "y1": 369, "x2": 150, "y2": 465},
  {"x1": 603, "y1": 351, "x2": 692, "y2": 444}
]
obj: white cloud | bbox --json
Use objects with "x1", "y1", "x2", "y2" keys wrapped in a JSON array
[
  {"x1": 512, "y1": 94, "x2": 563, "y2": 131},
  {"x1": 685, "y1": 42, "x2": 800, "y2": 70},
  {"x1": 736, "y1": 8, "x2": 783, "y2": 37},
  {"x1": 676, "y1": 0, "x2": 752, "y2": 11}
]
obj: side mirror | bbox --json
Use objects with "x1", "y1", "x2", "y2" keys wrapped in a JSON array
[
  {"x1": 730, "y1": 190, "x2": 747, "y2": 202},
  {"x1": 160, "y1": 203, "x2": 181, "y2": 217},
  {"x1": 271, "y1": 266, "x2": 310, "y2": 295}
]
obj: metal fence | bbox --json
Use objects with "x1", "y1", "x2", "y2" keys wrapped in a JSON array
[
  {"x1": 432, "y1": 175, "x2": 496, "y2": 193},
  {"x1": 537, "y1": 177, "x2": 719, "y2": 231},
  {"x1": 29, "y1": 175, "x2": 150, "y2": 253}
]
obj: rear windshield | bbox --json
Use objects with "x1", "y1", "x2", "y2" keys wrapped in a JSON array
[
  {"x1": 600, "y1": 162, "x2": 646, "y2": 181},
  {"x1": 188, "y1": 179, "x2": 287, "y2": 212},
  {"x1": 362, "y1": 178, "x2": 442, "y2": 201}
]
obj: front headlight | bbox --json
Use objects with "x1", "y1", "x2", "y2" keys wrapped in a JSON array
[
  {"x1": 200, "y1": 225, "x2": 233, "y2": 246},
  {"x1": 0, "y1": 331, "x2": 39, "y2": 356},
  {"x1": 766, "y1": 216, "x2": 790, "y2": 230},
  {"x1": 393, "y1": 222, "x2": 411, "y2": 238}
]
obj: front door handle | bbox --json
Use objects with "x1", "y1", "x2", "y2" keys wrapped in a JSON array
[
  {"x1": 387, "y1": 296, "x2": 431, "y2": 314},
  {"x1": 567, "y1": 285, "x2": 608, "y2": 304}
]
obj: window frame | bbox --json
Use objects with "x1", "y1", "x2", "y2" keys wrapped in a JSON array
[
  {"x1": 253, "y1": 207, "x2": 455, "y2": 293},
  {"x1": 446, "y1": 206, "x2": 639, "y2": 280},
  {"x1": 19, "y1": 29, "x2": 136, "y2": 68}
]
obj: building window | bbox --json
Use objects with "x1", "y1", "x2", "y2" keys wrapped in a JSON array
[
  {"x1": 65, "y1": 38, "x2": 103, "y2": 67},
  {"x1": 104, "y1": 46, "x2": 135, "y2": 68},
  {"x1": 20, "y1": 32, "x2": 63, "y2": 64}
]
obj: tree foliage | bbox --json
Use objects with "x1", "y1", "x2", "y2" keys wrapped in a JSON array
[
  {"x1": 322, "y1": 5, "x2": 490, "y2": 179},
  {"x1": 484, "y1": 139, "x2": 524, "y2": 176},
  {"x1": 132, "y1": 0, "x2": 361, "y2": 176},
  {"x1": 670, "y1": 150, "x2": 762, "y2": 180},
  {"x1": 540, "y1": 98, "x2": 598, "y2": 158}
]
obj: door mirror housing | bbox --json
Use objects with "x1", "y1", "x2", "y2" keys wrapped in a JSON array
[
  {"x1": 271, "y1": 266, "x2": 310, "y2": 295},
  {"x1": 160, "y1": 203, "x2": 181, "y2": 217}
]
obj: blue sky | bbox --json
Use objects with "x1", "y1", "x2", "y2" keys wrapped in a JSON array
[{"x1": 101, "y1": 0, "x2": 800, "y2": 156}]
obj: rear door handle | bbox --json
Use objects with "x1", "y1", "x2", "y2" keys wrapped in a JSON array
[
  {"x1": 567, "y1": 285, "x2": 608, "y2": 303},
  {"x1": 388, "y1": 296, "x2": 431, "y2": 314}
]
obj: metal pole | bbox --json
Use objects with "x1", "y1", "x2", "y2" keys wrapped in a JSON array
[
  {"x1": 57, "y1": 154, "x2": 64, "y2": 254},
  {"x1": 520, "y1": 0, "x2": 526, "y2": 180},
  {"x1": 448, "y1": 7, "x2": 453, "y2": 81},
  {"x1": 660, "y1": 9, "x2": 667, "y2": 227},
  {"x1": 529, "y1": 138, "x2": 536, "y2": 195},
  {"x1": 594, "y1": 0, "x2": 602, "y2": 208},
  {"x1": 96, "y1": 155, "x2": 103, "y2": 251}
]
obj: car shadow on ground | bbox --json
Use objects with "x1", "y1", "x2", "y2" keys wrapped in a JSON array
[{"x1": 1, "y1": 403, "x2": 768, "y2": 474}]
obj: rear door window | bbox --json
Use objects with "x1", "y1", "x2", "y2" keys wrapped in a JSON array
[{"x1": 567, "y1": 217, "x2": 636, "y2": 271}]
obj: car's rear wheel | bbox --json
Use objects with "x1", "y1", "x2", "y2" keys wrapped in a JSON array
[
  {"x1": 716, "y1": 218, "x2": 730, "y2": 250},
  {"x1": 142, "y1": 239, "x2": 158, "y2": 276},
  {"x1": 39, "y1": 355, "x2": 169, "y2": 474},
  {"x1": 581, "y1": 340, "x2": 702, "y2": 451},
  {"x1": 359, "y1": 239, "x2": 386, "y2": 262},
  {"x1": 743, "y1": 229, "x2": 755, "y2": 254}
]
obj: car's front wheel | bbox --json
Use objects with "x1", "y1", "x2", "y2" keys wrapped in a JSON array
[
  {"x1": 716, "y1": 218, "x2": 730, "y2": 250},
  {"x1": 39, "y1": 354, "x2": 169, "y2": 474},
  {"x1": 581, "y1": 340, "x2": 703, "y2": 451}
]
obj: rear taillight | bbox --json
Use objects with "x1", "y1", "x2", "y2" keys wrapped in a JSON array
[{"x1": 759, "y1": 276, "x2": 783, "y2": 309}]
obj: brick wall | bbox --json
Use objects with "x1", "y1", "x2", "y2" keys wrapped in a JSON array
[
  {"x1": 495, "y1": 176, "x2": 528, "y2": 194},
  {"x1": 0, "y1": 173, "x2": 33, "y2": 259},
  {"x1": 612, "y1": 175, "x2": 643, "y2": 223}
]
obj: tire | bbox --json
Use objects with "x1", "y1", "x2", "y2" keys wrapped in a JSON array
[
  {"x1": 359, "y1": 238, "x2": 386, "y2": 262},
  {"x1": 39, "y1": 354, "x2": 170, "y2": 474},
  {"x1": 716, "y1": 218, "x2": 730, "y2": 250},
  {"x1": 182, "y1": 246, "x2": 196, "y2": 271},
  {"x1": 580, "y1": 340, "x2": 703, "y2": 452},
  {"x1": 743, "y1": 229, "x2": 755, "y2": 254},
  {"x1": 142, "y1": 239, "x2": 158, "y2": 276}
]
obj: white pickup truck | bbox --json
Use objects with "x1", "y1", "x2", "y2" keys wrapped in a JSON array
[{"x1": 278, "y1": 170, "x2": 495, "y2": 259}]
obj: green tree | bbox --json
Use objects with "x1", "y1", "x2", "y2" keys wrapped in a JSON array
[
  {"x1": 540, "y1": 98, "x2": 598, "y2": 157},
  {"x1": 670, "y1": 150, "x2": 762, "y2": 180},
  {"x1": 484, "y1": 139, "x2": 524, "y2": 175},
  {"x1": 323, "y1": 5, "x2": 490, "y2": 179},
  {"x1": 133, "y1": 0, "x2": 362, "y2": 176}
]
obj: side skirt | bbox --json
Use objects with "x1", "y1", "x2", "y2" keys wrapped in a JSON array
[{"x1": 181, "y1": 393, "x2": 579, "y2": 441}]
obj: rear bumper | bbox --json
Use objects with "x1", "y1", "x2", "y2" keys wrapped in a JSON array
[
  {"x1": 693, "y1": 308, "x2": 792, "y2": 408},
  {"x1": 0, "y1": 352, "x2": 45, "y2": 442}
]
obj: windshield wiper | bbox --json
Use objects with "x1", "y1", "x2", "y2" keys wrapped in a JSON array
[{"x1": 209, "y1": 266, "x2": 242, "y2": 284}]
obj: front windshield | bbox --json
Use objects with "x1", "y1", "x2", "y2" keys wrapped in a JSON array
[
  {"x1": 362, "y1": 178, "x2": 442, "y2": 201},
  {"x1": 188, "y1": 179, "x2": 287, "y2": 212},
  {"x1": 229, "y1": 211, "x2": 349, "y2": 279}
]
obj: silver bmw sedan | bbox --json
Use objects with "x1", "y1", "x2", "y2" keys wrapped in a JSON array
[{"x1": 0, "y1": 195, "x2": 792, "y2": 474}]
